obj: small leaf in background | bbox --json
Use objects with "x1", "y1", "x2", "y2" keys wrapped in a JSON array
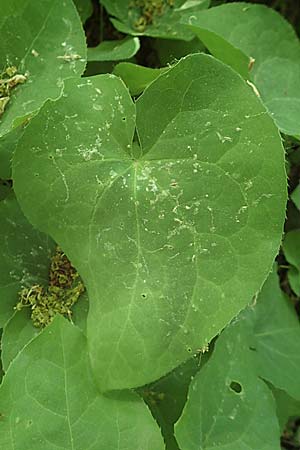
[
  {"x1": 282, "y1": 229, "x2": 300, "y2": 296},
  {"x1": 251, "y1": 269, "x2": 300, "y2": 401},
  {"x1": 84, "y1": 61, "x2": 117, "y2": 77},
  {"x1": 138, "y1": 351, "x2": 210, "y2": 450},
  {"x1": 0, "y1": 316, "x2": 165, "y2": 450},
  {"x1": 181, "y1": 3, "x2": 300, "y2": 136},
  {"x1": 175, "y1": 315, "x2": 281, "y2": 450},
  {"x1": 13, "y1": 54, "x2": 286, "y2": 391},
  {"x1": 88, "y1": 36, "x2": 140, "y2": 62},
  {"x1": 153, "y1": 37, "x2": 205, "y2": 65},
  {"x1": 175, "y1": 269, "x2": 300, "y2": 449},
  {"x1": 113, "y1": 62, "x2": 168, "y2": 95},
  {"x1": 0, "y1": 126, "x2": 23, "y2": 179},
  {"x1": 0, "y1": 0, "x2": 87, "y2": 137},
  {"x1": 73, "y1": 0, "x2": 93, "y2": 23},
  {"x1": 100, "y1": 0, "x2": 210, "y2": 39},
  {"x1": 272, "y1": 387, "x2": 300, "y2": 433},
  {"x1": 0, "y1": 194, "x2": 55, "y2": 328},
  {"x1": 291, "y1": 183, "x2": 300, "y2": 211},
  {"x1": 0, "y1": 179, "x2": 12, "y2": 202}
]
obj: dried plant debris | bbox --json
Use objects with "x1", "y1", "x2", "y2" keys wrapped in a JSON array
[
  {"x1": 130, "y1": 0, "x2": 174, "y2": 32},
  {"x1": 0, "y1": 66, "x2": 27, "y2": 117},
  {"x1": 15, "y1": 246, "x2": 85, "y2": 328}
]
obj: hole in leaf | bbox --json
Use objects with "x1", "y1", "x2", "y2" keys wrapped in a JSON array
[
  {"x1": 229, "y1": 381, "x2": 242, "y2": 394},
  {"x1": 249, "y1": 346, "x2": 257, "y2": 352},
  {"x1": 122, "y1": 117, "x2": 126, "y2": 121},
  {"x1": 141, "y1": 293, "x2": 147, "y2": 298}
]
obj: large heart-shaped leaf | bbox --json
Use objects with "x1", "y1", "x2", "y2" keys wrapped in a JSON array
[
  {"x1": 0, "y1": 315, "x2": 164, "y2": 450},
  {"x1": 13, "y1": 54, "x2": 286, "y2": 390},
  {"x1": 101, "y1": 0, "x2": 210, "y2": 39},
  {"x1": 181, "y1": 3, "x2": 300, "y2": 135},
  {"x1": 0, "y1": 0, "x2": 86, "y2": 137}
]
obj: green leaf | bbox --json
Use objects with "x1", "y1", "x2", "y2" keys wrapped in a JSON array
[
  {"x1": 1, "y1": 291, "x2": 89, "y2": 371},
  {"x1": 139, "y1": 352, "x2": 210, "y2": 450},
  {"x1": 282, "y1": 230, "x2": 300, "y2": 270},
  {"x1": 291, "y1": 184, "x2": 300, "y2": 211},
  {"x1": 113, "y1": 63, "x2": 168, "y2": 95},
  {"x1": 13, "y1": 54, "x2": 286, "y2": 390},
  {"x1": 0, "y1": 0, "x2": 87, "y2": 137},
  {"x1": 0, "y1": 194, "x2": 55, "y2": 328},
  {"x1": 175, "y1": 316, "x2": 281, "y2": 450},
  {"x1": 0, "y1": 316, "x2": 165, "y2": 450},
  {"x1": 84, "y1": 61, "x2": 116, "y2": 77},
  {"x1": 88, "y1": 37, "x2": 140, "y2": 62},
  {"x1": 0, "y1": 127, "x2": 23, "y2": 179},
  {"x1": 101, "y1": 0, "x2": 210, "y2": 39},
  {"x1": 1, "y1": 309, "x2": 39, "y2": 371},
  {"x1": 73, "y1": 0, "x2": 93, "y2": 23},
  {"x1": 181, "y1": 3, "x2": 300, "y2": 135},
  {"x1": 287, "y1": 265, "x2": 300, "y2": 296},
  {"x1": 0, "y1": 180, "x2": 12, "y2": 201},
  {"x1": 251, "y1": 269, "x2": 300, "y2": 401},
  {"x1": 71, "y1": 291, "x2": 89, "y2": 334},
  {"x1": 282, "y1": 229, "x2": 300, "y2": 295},
  {"x1": 272, "y1": 387, "x2": 300, "y2": 432},
  {"x1": 154, "y1": 37, "x2": 205, "y2": 66}
]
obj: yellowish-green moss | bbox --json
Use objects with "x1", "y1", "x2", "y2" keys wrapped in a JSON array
[
  {"x1": 0, "y1": 66, "x2": 26, "y2": 116},
  {"x1": 15, "y1": 247, "x2": 85, "y2": 328}
]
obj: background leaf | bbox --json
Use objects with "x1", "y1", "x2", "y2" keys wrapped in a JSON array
[
  {"x1": 138, "y1": 352, "x2": 211, "y2": 450},
  {"x1": 0, "y1": 0, "x2": 87, "y2": 137},
  {"x1": 113, "y1": 62, "x2": 168, "y2": 95},
  {"x1": 251, "y1": 269, "x2": 300, "y2": 401},
  {"x1": 153, "y1": 37, "x2": 205, "y2": 66},
  {"x1": 272, "y1": 387, "x2": 300, "y2": 432},
  {"x1": 0, "y1": 127, "x2": 23, "y2": 179},
  {"x1": 100, "y1": 0, "x2": 210, "y2": 39},
  {"x1": 0, "y1": 194, "x2": 55, "y2": 327},
  {"x1": 282, "y1": 229, "x2": 300, "y2": 296},
  {"x1": 175, "y1": 269, "x2": 300, "y2": 449},
  {"x1": 88, "y1": 37, "x2": 140, "y2": 62},
  {"x1": 181, "y1": 3, "x2": 300, "y2": 135},
  {"x1": 175, "y1": 314, "x2": 281, "y2": 450},
  {"x1": 73, "y1": 0, "x2": 93, "y2": 23},
  {"x1": 291, "y1": 183, "x2": 300, "y2": 211},
  {"x1": 13, "y1": 54, "x2": 286, "y2": 390},
  {"x1": 0, "y1": 316, "x2": 164, "y2": 450}
]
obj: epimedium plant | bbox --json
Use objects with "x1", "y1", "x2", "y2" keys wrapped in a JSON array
[{"x1": 0, "y1": 0, "x2": 300, "y2": 449}]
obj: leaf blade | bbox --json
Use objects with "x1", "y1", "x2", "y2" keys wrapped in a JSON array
[{"x1": 13, "y1": 54, "x2": 287, "y2": 390}]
